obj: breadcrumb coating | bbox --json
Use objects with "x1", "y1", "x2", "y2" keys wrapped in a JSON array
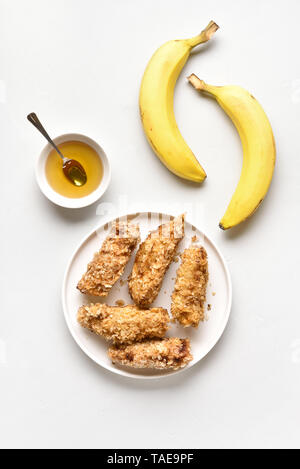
[
  {"x1": 108, "y1": 338, "x2": 193, "y2": 370},
  {"x1": 77, "y1": 222, "x2": 140, "y2": 297},
  {"x1": 78, "y1": 304, "x2": 170, "y2": 344},
  {"x1": 171, "y1": 245, "x2": 208, "y2": 327},
  {"x1": 128, "y1": 215, "x2": 185, "y2": 308}
]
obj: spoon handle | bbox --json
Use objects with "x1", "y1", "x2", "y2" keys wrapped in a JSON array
[{"x1": 27, "y1": 113, "x2": 66, "y2": 161}]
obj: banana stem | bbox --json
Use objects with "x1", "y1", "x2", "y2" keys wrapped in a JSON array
[
  {"x1": 188, "y1": 74, "x2": 218, "y2": 97},
  {"x1": 187, "y1": 21, "x2": 219, "y2": 48}
]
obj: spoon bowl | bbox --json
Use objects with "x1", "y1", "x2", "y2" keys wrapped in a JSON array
[{"x1": 35, "y1": 133, "x2": 111, "y2": 208}]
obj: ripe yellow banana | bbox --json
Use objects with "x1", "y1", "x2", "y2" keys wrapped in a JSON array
[
  {"x1": 139, "y1": 21, "x2": 219, "y2": 183},
  {"x1": 188, "y1": 74, "x2": 276, "y2": 230}
]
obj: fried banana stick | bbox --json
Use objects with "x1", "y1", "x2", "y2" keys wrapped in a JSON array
[
  {"x1": 77, "y1": 222, "x2": 140, "y2": 297},
  {"x1": 128, "y1": 214, "x2": 185, "y2": 308},
  {"x1": 108, "y1": 338, "x2": 193, "y2": 370},
  {"x1": 78, "y1": 304, "x2": 170, "y2": 344},
  {"x1": 171, "y1": 245, "x2": 208, "y2": 327}
]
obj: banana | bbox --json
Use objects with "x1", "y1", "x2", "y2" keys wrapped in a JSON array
[
  {"x1": 188, "y1": 74, "x2": 276, "y2": 229},
  {"x1": 139, "y1": 21, "x2": 219, "y2": 183}
]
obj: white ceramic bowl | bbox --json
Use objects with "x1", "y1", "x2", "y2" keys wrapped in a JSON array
[{"x1": 35, "y1": 133, "x2": 111, "y2": 209}]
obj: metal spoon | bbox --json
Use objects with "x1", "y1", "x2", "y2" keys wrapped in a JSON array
[{"x1": 27, "y1": 113, "x2": 87, "y2": 187}]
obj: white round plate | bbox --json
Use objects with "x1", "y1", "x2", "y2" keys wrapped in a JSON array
[
  {"x1": 62, "y1": 212, "x2": 232, "y2": 379},
  {"x1": 36, "y1": 133, "x2": 111, "y2": 209}
]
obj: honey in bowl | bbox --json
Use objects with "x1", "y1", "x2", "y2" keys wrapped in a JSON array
[{"x1": 46, "y1": 141, "x2": 103, "y2": 198}]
